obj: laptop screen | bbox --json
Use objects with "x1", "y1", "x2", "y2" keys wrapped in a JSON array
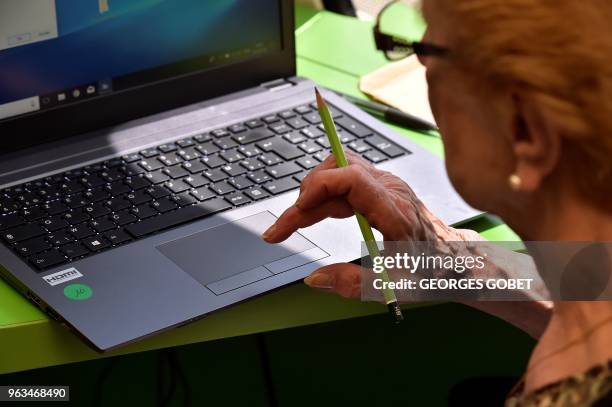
[{"x1": 0, "y1": 0, "x2": 282, "y2": 123}]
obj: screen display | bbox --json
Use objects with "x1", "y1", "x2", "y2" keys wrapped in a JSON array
[{"x1": 0, "y1": 0, "x2": 282, "y2": 121}]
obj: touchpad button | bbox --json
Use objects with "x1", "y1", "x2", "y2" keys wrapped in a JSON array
[{"x1": 156, "y1": 211, "x2": 318, "y2": 290}]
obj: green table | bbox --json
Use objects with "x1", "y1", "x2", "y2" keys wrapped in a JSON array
[{"x1": 0, "y1": 6, "x2": 518, "y2": 375}]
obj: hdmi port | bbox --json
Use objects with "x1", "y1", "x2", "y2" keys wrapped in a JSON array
[
  {"x1": 26, "y1": 290, "x2": 42, "y2": 306},
  {"x1": 45, "y1": 307, "x2": 62, "y2": 321}
]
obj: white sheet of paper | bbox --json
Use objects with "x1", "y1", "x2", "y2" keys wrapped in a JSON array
[{"x1": 359, "y1": 55, "x2": 436, "y2": 126}]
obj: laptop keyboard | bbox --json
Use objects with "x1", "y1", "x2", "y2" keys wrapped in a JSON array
[{"x1": 0, "y1": 102, "x2": 410, "y2": 271}]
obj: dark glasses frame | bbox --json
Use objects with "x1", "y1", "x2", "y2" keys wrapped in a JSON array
[{"x1": 373, "y1": 0, "x2": 450, "y2": 61}]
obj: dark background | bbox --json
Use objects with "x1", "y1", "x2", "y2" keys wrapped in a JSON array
[{"x1": 0, "y1": 303, "x2": 534, "y2": 406}]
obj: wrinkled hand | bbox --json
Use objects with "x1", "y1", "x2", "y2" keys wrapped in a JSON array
[{"x1": 262, "y1": 151, "x2": 477, "y2": 298}]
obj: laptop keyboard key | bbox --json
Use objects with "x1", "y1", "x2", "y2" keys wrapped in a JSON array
[
  {"x1": 68, "y1": 224, "x2": 96, "y2": 240},
  {"x1": 29, "y1": 250, "x2": 66, "y2": 270},
  {"x1": 211, "y1": 129, "x2": 230, "y2": 138},
  {"x1": 146, "y1": 185, "x2": 171, "y2": 199},
  {"x1": 262, "y1": 140, "x2": 304, "y2": 160},
  {"x1": 210, "y1": 181, "x2": 235, "y2": 195},
  {"x1": 245, "y1": 119, "x2": 264, "y2": 128},
  {"x1": 0, "y1": 213, "x2": 24, "y2": 230},
  {"x1": 131, "y1": 204, "x2": 158, "y2": 219},
  {"x1": 90, "y1": 218, "x2": 117, "y2": 233},
  {"x1": 165, "y1": 180, "x2": 190, "y2": 194},
  {"x1": 287, "y1": 118, "x2": 309, "y2": 130},
  {"x1": 294, "y1": 172, "x2": 309, "y2": 183},
  {"x1": 84, "y1": 188, "x2": 111, "y2": 202},
  {"x1": 104, "y1": 197, "x2": 131, "y2": 212},
  {"x1": 110, "y1": 210, "x2": 138, "y2": 226},
  {"x1": 47, "y1": 230, "x2": 74, "y2": 246},
  {"x1": 103, "y1": 229, "x2": 132, "y2": 245},
  {"x1": 140, "y1": 149, "x2": 159, "y2": 159},
  {"x1": 294, "y1": 105, "x2": 312, "y2": 115},
  {"x1": 3, "y1": 224, "x2": 46, "y2": 243},
  {"x1": 182, "y1": 159, "x2": 207, "y2": 174},
  {"x1": 266, "y1": 162, "x2": 302, "y2": 179},
  {"x1": 219, "y1": 149, "x2": 244, "y2": 163},
  {"x1": 302, "y1": 126, "x2": 325, "y2": 139},
  {"x1": 202, "y1": 155, "x2": 226, "y2": 168},
  {"x1": 170, "y1": 192, "x2": 198, "y2": 207},
  {"x1": 258, "y1": 153, "x2": 282, "y2": 166},
  {"x1": 284, "y1": 131, "x2": 307, "y2": 144},
  {"x1": 163, "y1": 165, "x2": 189, "y2": 180},
  {"x1": 83, "y1": 236, "x2": 111, "y2": 252},
  {"x1": 296, "y1": 156, "x2": 318, "y2": 170},
  {"x1": 84, "y1": 202, "x2": 111, "y2": 218},
  {"x1": 228, "y1": 176, "x2": 253, "y2": 190},
  {"x1": 144, "y1": 170, "x2": 170, "y2": 184},
  {"x1": 279, "y1": 110, "x2": 296, "y2": 119},
  {"x1": 225, "y1": 192, "x2": 250, "y2": 206},
  {"x1": 335, "y1": 117, "x2": 373, "y2": 138},
  {"x1": 184, "y1": 174, "x2": 208, "y2": 188},
  {"x1": 204, "y1": 168, "x2": 228, "y2": 183},
  {"x1": 229, "y1": 124, "x2": 247, "y2": 134},
  {"x1": 61, "y1": 243, "x2": 89, "y2": 259},
  {"x1": 241, "y1": 159, "x2": 264, "y2": 171},
  {"x1": 214, "y1": 138, "x2": 238, "y2": 150},
  {"x1": 125, "y1": 198, "x2": 232, "y2": 238},
  {"x1": 232, "y1": 128, "x2": 274, "y2": 145},
  {"x1": 264, "y1": 177, "x2": 300, "y2": 195},
  {"x1": 122, "y1": 153, "x2": 141, "y2": 163},
  {"x1": 363, "y1": 150, "x2": 387, "y2": 164},
  {"x1": 43, "y1": 201, "x2": 69, "y2": 215},
  {"x1": 63, "y1": 210, "x2": 90, "y2": 225},
  {"x1": 22, "y1": 207, "x2": 46, "y2": 221},
  {"x1": 244, "y1": 187, "x2": 269, "y2": 201},
  {"x1": 176, "y1": 138, "x2": 195, "y2": 148},
  {"x1": 248, "y1": 170, "x2": 271, "y2": 184},
  {"x1": 106, "y1": 181, "x2": 130, "y2": 196},
  {"x1": 262, "y1": 115, "x2": 280, "y2": 124},
  {"x1": 196, "y1": 142, "x2": 220, "y2": 156},
  {"x1": 177, "y1": 147, "x2": 201, "y2": 161},
  {"x1": 15, "y1": 237, "x2": 51, "y2": 256},
  {"x1": 158, "y1": 153, "x2": 183, "y2": 166},
  {"x1": 126, "y1": 190, "x2": 152, "y2": 205},
  {"x1": 151, "y1": 198, "x2": 178, "y2": 213},
  {"x1": 221, "y1": 164, "x2": 246, "y2": 177},
  {"x1": 41, "y1": 216, "x2": 69, "y2": 232},
  {"x1": 190, "y1": 187, "x2": 216, "y2": 202},
  {"x1": 139, "y1": 159, "x2": 164, "y2": 172}
]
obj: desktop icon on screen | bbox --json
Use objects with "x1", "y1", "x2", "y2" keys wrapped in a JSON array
[{"x1": 99, "y1": 0, "x2": 110, "y2": 14}]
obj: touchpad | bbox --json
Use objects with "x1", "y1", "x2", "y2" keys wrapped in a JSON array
[{"x1": 157, "y1": 211, "x2": 328, "y2": 294}]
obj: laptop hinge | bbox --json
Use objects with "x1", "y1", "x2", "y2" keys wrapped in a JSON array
[{"x1": 260, "y1": 78, "x2": 296, "y2": 92}]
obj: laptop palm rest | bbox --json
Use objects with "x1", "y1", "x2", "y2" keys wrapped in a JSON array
[{"x1": 156, "y1": 211, "x2": 329, "y2": 295}]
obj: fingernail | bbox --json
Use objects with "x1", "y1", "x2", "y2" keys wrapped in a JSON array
[
  {"x1": 261, "y1": 224, "x2": 276, "y2": 241},
  {"x1": 304, "y1": 273, "x2": 333, "y2": 289}
]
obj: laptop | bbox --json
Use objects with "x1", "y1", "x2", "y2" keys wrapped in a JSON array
[{"x1": 0, "y1": 0, "x2": 480, "y2": 351}]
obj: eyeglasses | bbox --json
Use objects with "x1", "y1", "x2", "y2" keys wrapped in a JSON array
[{"x1": 373, "y1": 0, "x2": 449, "y2": 61}]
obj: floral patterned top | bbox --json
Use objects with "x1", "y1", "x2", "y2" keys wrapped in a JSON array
[{"x1": 506, "y1": 360, "x2": 612, "y2": 407}]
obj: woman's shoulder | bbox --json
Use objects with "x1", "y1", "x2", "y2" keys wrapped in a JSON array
[{"x1": 506, "y1": 360, "x2": 612, "y2": 407}]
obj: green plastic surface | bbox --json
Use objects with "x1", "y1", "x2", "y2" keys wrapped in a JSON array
[{"x1": 0, "y1": 6, "x2": 519, "y2": 375}]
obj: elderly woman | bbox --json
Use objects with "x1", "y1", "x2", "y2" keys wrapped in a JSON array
[{"x1": 263, "y1": 0, "x2": 612, "y2": 405}]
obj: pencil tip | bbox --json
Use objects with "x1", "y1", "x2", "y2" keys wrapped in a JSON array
[{"x1": 314, "y1": 87, "x2": 325, "y2": 108}]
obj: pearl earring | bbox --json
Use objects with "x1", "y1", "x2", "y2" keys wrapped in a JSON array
[{"x1": 508, "y1": 174, "x2": 522, "y2": 191}]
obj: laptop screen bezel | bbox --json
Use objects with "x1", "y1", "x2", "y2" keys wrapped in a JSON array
[{"x1": 0, "y1": 0, "x2": 295, "y2": 154}]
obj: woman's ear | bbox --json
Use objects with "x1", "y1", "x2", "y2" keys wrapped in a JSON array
[{"x1": 511, "y1": 93, "x2": 562, "y2": 192}]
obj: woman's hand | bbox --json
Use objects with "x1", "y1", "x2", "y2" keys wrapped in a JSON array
[{"x1": 262, "y1": 151, "x2": 478, "y2": 298}]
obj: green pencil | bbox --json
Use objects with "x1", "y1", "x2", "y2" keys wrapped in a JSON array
[{"x1": 315, "y1": 88, "x2": 403, "y2": 323}]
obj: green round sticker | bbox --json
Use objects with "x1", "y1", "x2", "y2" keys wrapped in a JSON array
[{"x1": 64, "y1": 284, "x2": 93, "y2": 301}]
